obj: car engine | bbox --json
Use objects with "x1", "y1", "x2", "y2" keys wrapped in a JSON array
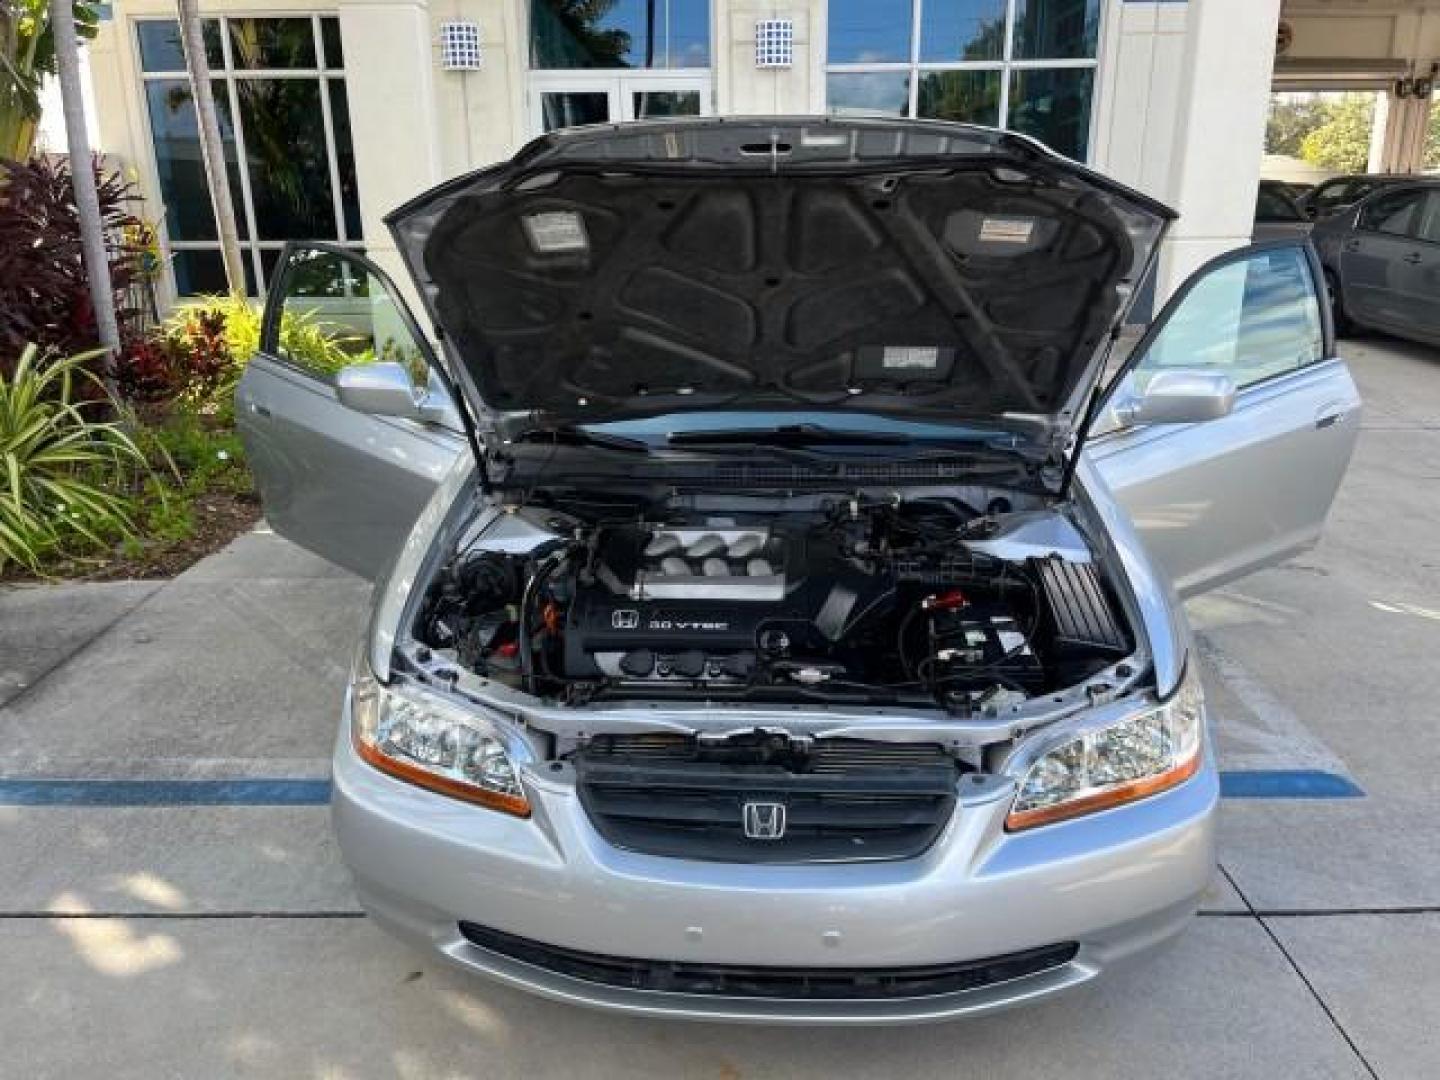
[{"x1": 415, "y1": 497, "x2": 1132, "y2": 713}]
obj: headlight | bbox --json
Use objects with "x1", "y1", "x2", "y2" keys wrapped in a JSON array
[
  {"x1": 1005, "y1": 667, "x2": 1204, "y2": 831},
  {"x1": 350, "y1": 668, "x2": 531, "y2": 817}
]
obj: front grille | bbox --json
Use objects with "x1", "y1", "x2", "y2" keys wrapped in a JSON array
[
  {"x1": 458, "y1": 922, "x2": 1079, "y2": 1000},
  {"x1": 573, "y1": 734, "x2": 961, "y2": 863}
]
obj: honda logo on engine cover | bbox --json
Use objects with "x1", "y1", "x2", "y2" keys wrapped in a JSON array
[
  {"x1": 611, "y1": 609, "x2": 639, "y2": 629},
  {"x1": 742, "y1": 801, "x2": 787, "y2": 840}
]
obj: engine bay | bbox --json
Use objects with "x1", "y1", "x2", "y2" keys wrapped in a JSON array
[{"x1": 414, "y1": 494, "x2": 1134, "y2": 716}]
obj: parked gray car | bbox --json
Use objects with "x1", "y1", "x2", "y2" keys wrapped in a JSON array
[
  {"x1": 1312, "y1": 179, "x2": 1440, "y2": 345},
  {"x1": 237, "y1": 118, "x2": 1360, "y2": 1023},
  {"x1": 1295, "y1": 172, "x2": 1412, "y2": 220}
]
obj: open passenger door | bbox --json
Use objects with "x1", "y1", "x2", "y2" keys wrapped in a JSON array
[
  {"x1": 1089, "y1": 241, "x2": 1361, "y2": 596},
  {"x1": 235, "y1": 244, "x2": 466, "y2": 579}
]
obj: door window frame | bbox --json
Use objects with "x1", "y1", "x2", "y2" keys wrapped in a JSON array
[
  {"x1": 261, "y1": 240, "x2": 438, "y2": 385},
  {"x1": 1084, "y1": 239, "x2": 1335, "y2": 454},
  {"x1": 1355, "y1": 184, "x2": 1434, "y2": 241}
]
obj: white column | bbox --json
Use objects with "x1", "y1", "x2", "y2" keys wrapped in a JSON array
[
  {"x1": 1155, "y1": 0, "x2": 1282, "y2": 299},
  {"x1": 1373, "y1": 93, "x2": 1430, "y2": 173},
  {"x1": 716, "y1": 0, "x2": 825, "y2": 115},
  {"x1": 338, "y1": 0, "x2": 443, "y2": 290}
]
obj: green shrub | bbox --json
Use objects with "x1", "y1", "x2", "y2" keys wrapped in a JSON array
[
  {"x1": 163, "y1": 295, "x2": 358, "y2": 414},
  {"x1": 0, "y1": 344, "x2": 147, "y2": 571}
]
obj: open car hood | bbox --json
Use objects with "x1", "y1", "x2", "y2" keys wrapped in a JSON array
[{"x1": 387, "y1": 118, "x2": 1174, "y2": 457}]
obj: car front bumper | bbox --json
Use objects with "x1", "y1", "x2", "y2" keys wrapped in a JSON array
[{"x1": 332, "y1": 710, "x2": 1219, "y2": 1024}]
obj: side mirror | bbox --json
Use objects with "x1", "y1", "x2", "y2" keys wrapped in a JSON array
[
  {"x1": 335, "y1": 362, "x2": 453, "y2": 425},
  {"x1": 1113, "y1": 369, "x2": 1236, "y2": 427}
]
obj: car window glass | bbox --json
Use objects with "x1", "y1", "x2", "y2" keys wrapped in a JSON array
[
  {"x1": 1132, "y1": 247, "x2": 1324, "y2": 392},
  {"x1": 1256, "y1": 187, "x2": 1301, "y2": 222},
  {"x1": 1311, "y1": 180, "x2": 1351, "y2": 210},
  {"x1": 1358, "y1": 188, "x2": 1427, "y2": 238},
  {"x1": 270, "y1": 247, "x2": 430, "y2": 385},
  {"x1": 1415, "y1": 191, "x2": 1440, "y2": 244}
]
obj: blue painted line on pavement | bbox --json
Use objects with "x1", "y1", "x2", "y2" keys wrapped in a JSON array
[
  {"x1": 0, "y1": 771, "x2": 1362, "y2": 806},
  {"x1": 0, "y1": 779, "x2": 333, "y2": 806},
  {"x1": 1219, "y1": 770, "x2": 1364, "y2": 799}
]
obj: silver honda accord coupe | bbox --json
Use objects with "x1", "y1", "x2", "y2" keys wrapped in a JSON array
[{"x1": 237, "y1": 118, "x2": 1360, "y2": 1023}]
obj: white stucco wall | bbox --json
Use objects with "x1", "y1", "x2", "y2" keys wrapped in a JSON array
[
  {"x1": 97, "y1": 0, "x2": 1405, "y2": 311},
  {"x1": 715, "y1": 1, "x2": 825, "y2": 115}
]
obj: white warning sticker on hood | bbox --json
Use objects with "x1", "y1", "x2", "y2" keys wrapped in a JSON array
[
  {"x1": 881, "y1": 346, "x2": 941, "y2": 370},
  {"x1": 978, "y1": 217, "x2": 1036, "y2": 243}
]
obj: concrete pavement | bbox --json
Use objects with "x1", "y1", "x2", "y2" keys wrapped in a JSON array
[{"x1": 1, "y1": 336, "x2": 1437, "y2": 1077}]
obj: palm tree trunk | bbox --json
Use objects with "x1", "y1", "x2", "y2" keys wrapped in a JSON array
[
  {"x1": 176, "y1": 0, "x2": 246, "y2": 295},
  {"x1": 49, "y1": 0, "x2": 120, "y2": 398}
]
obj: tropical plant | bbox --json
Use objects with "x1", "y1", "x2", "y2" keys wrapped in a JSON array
[
  {"x1": 1298, "y1": 94, "x2": 1376, "y2": 173},
  {"x1": 162, "y1": 294, "x2": 357, "y2": 412},
  {"x1": 0, "y1": 154, "x2": 145, "y2": 373},
  {"x1": 1266, "y1": 95, "x2": 1331, "y2": 158},
  {"x1": 113, "y1": 335, "x2": 178, "y2": 403},
  {"x1": 0, "y1": 0, "x2": 99, "y2": 161},
  {"x1": 0, "y1": 343, "x2": 146, "y2": 571}
]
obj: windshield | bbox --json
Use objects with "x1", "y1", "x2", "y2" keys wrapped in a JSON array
[{"x1": 584, "y1": 411, "x2": 1022, "y2": 447}]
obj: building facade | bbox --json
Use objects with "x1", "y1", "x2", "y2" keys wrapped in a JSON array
[{"x1": 85, "y1": 0, "x2": 1436, "y2": 310}]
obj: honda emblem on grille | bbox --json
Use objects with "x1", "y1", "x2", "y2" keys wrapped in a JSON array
[{"x1": 742, "y1": 801, "x2": 787, "y2": 840}]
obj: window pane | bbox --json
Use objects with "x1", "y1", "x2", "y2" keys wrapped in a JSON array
[
  {"x1": 1138, "y1": 248, "x2": 1323, "y2": 390},
  {"x1": 171, "y1": 250, "x2": 228, "y2": 296},
  {"x1": 1359, "y1": 189, "x2": 1425, "y2": 237},
  {"x1": 541, "y1": 91, "x2": 611, "y2": 132},
  {"x1": 1012, "y1": 0, "x2": 1100, "y2": 60},
  {"x1": 328, "y1": 80, "x2": 362, "y2": 239},
  {"x1": 171, "y1": 249, "x2": 257, "y2": 296},
  {"x1": 916, "y1": 70, "x2": 1001, "y2": 126},
  {"x1": 236, "y1": 79, "x2": 337, "y2": 239},
  {"x1": 828, "y1": 0, "x2": 912, "y2": 63},
  {"x1": 919, "y1": 0, "x2": 1007, "y2": 62},
  {"x1": 144, "y1": 79, "x2": 249, "y2": 242},
  {"x1": 530, "y1": 0, "x2": 710, "y2": 69},
  {"x1": 1417, "y1": 192, "x2": 1440, "y2": 244},
  {"x1": 228, "y1": 18, "x2": 318, "y2": 69},
  {"x1": 1308, "y1": 180, "x2": 1351, "y2": 212},
  {"x1": 321, "y1": 17, "x2": 344, "y2": 68},
  {"x1": 1256, "y1": 186, "x2": 1302, "y2": 223},
  {"x1": 137, "y1": 19, "x2": 222, "y2": 71},
  {"x1": 274, "y1": 249, "x2": 425, "y2": 380},
  {"x1": 1007, "y1": 67, "x2": 1093, "y2": 159},
  {"x1": 259, "y1": 248, "x2": 282, "y2": 294},
  {"x1": 826, "y1": 71, "x2": 911, "y2": 118},
  {"x1": 632, "y1": 91, "x2": 700, "y2": 119}
]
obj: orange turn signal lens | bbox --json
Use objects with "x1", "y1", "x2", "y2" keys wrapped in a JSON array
[
  {"x1": 350, "y1": 670, "x2": 531, "y2": 817},
  {"x1": 353, "y1": 729, "x2": 531, "y2": 817},
  {"x1": 1005, "y1": 669, "x2": 1204, "y2": 832},
  {"x1": 1005, "y1": 751, "x2": 1200, "y2": 831}
]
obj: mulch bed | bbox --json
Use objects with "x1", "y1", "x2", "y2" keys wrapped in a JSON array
[{"x1": 0, "y1": 490, "x2": 261, "y2": 585}]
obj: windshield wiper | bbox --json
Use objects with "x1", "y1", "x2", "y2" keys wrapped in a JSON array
[{"x1": 668, "y1": 423, "x2": 911, "y2": 448}]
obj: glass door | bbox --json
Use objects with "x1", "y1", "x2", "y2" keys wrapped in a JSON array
[
  {"x1": 623, "y1": 74, "x2": 711, "y2": 121},
  {"x1": 530, "y1": 74, "x2": 621, "y2": 134},
  {"x1": 529, "y1": 72, "x2": 711, "y2": 134}
]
